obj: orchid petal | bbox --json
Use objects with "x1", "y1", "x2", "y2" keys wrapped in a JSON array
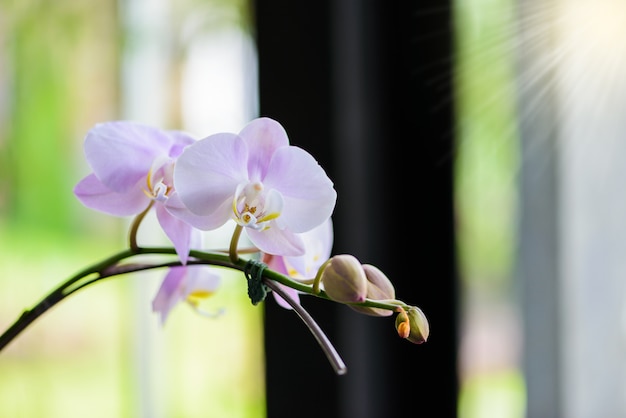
[
  {"x1": 167, "y1": 131, "x2": 196, "y2": 158},
  {"x1": 174, "y1": 133, "x2": 248, "y2": 220},
  {"x1": 285, "y1": 218, "x2": 334, "y2": 277},
  {"x1": 262, "y1": 220, "x2": 333, "y2": 310},
  {"x1": 238, "y1": 117, "x2": 290, "y2": 181},
  {"x1": 84, "y1": 122, "x2": 174, "y2": 192},
  {"x1": 152, "y1": 267, "x2": 186, "y2": 325},
  {"x1": 152, "y1": 266, "x2": 221, "y2": 325},
  {"x1": 264, "y1": 253, "x2": 288, "y2": 275},
  {"x1": 263, "y1": 146, "x2": 336, "y2": 232},
  {"x1": 74, "y1": 173, "x2": 149, "y2": 216},
  {"x1": 156, "y1": 204, "x2": 196, "y2": 265},
  {"x1": 262, "y1": 255, "x2": 297, "y2": 309},
  {"x1": 164, "y1": 192, "x2": 223, "y2": 232},
  {"x1": 184, "y1": 268, "x2": 221, "y2": 297},
  {"x1": 247, "y1": 225, "x2": 305, "y2": 256}
]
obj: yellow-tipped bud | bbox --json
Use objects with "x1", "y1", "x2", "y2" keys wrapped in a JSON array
[
  {"x1": 349, "y1": 264, "x2": 396, "y2": 317},
  {"x1": 320, "y1": 254, "x2": 367, "y2": 304},
  {"x1": 395, "y1": 306, "x2": 429, "y2": 344},
  {"x1": 396, "y1": 319, "x2": 411, "y2": 338}
]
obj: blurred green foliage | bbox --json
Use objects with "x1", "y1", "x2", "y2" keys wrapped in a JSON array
[
  {"x1": 0, "y1": 0, "x2": 119, "y2": 235},
  {"x1": 454, "y1": 0, "x2": 524, "y2": 417},
  {"x1": 454, "y1": 0, "x2": 520, "y2": 287},
  {"x1": 0, "y1": 1, "x2": 265, "y2": 417}
]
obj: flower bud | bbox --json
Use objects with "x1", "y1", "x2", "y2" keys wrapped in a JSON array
[
  {"x1": 396, "y1": 319, "x2": 411, "y2": 339},
  {"x1": 349, "y1": 264, "x2": 396, "y2": 317},
  {"x1": 320, "y1": 255, "x2": 367, "y2": 303},
  {"x1": 395, "y1": 306, "x2": 429, "y2": 344}
]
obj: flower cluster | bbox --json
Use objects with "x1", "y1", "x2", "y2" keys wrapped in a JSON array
[{"x1": 0, "y1": 117, "x2": 428, "y2": 373}]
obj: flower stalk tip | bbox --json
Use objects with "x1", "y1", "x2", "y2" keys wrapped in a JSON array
[{"x1": 395, "y1": 306, "x2": 429, "y2": 344}]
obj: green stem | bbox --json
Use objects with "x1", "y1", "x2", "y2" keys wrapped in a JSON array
[
  {"x1": 228, "y1": 224, "x2": 244, "y2": 263},
  {"x1": 312, "y1": 258, "x2": 332, "y2": 293},
  {"x1": 0, "y1": 248, "x2": 136, "y2": 351},
  {"x1": 0, "y1": 246, "x2": 406, "y2": 353},
  {"x1": 129, "y1": 201, "x2": 154, "y2": 251}
]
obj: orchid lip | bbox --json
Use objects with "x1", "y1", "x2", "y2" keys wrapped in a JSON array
[
  {"x1": 143, "y1": 177, "x2": 171, "y2": 202},
  {"x1": 232, "y1": 181, "x2": 283, "y2": 230},
  {"x1": 153, "y1": 182, "x2": 169, "y2": 202},
  {"x1": 143, "y1": 165, "x2": 174, "y2": 203}
]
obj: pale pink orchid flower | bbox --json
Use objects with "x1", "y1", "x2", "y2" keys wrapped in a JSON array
[
  {"x1": 263, "y1": 218, "x2": 333, "y2": 309},
  {"x1": 173, "y1": 117, "x2": 337, "y2": 257},
  {"x1": 74, "y1": 121, "x2": 212, "y2": 264},
  {"x1": 152, "y1": 266, "x2": 221, "y2": 325}
]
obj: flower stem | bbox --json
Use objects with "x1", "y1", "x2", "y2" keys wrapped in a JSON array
[
  {"x1": 263, "y1": 278, "x2": 347, "y2": 375},
  {"x1": 312, "y1": 258, "x2": 332, "y2": 293},
  {"x1": 0, "y1": 248, "x2": 135, "y2": 351},
  {"x1": 129, "y1": 201, "x2": 154, "y2": 251},
  {"x1": 228, "y1": 224, "x2": 244, "y2": 263},
  {"x1": 0, "y1": 246, "x2": 405, "y2": 353}
]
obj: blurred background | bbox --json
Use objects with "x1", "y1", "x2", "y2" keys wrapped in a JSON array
[
  {"x1": 1, "y1": 0, "x2": 625, "y2": 417},
  {"x1": 0, "y1": 0, "x2": 265, "y2": 417}
]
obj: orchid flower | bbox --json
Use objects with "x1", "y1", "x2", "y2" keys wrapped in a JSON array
[
  {"x1": 173, "y1": 117, "x2": 337, "y2": 257},
  {"x1": 263, "y1": 218, "x2": 333, "y2": 309},
  {"x1": 73, "y1": 121, "x2": 211, "y2": 263},
  {"x1": 152, "y1": 266, "x2": 222, "y2": 325},
  {"x1": 0, "y1": 115, "x2": 429, "y2": 379}
]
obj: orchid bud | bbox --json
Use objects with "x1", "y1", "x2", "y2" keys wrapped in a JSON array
[
  {"x1": 349, "y1": 264, "x2": 396, "y2": 317},
  {"x1": 395, "y1": 306, "x2": 429, "y2": 344},
  {"x1": 320, "y1": 255, "x2": 367, "y2": 303}
]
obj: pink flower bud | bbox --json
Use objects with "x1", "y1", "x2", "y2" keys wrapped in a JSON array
[
  {"x1": 320, "y1": 255, "x2": 367, "y2": 303},
  {"x1": 349, "y1": 264, "x2": 396, "y2": 317}
]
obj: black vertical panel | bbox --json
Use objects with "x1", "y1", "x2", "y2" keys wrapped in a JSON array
[
  {"x1": 255, "y1": 1, "x2": 458, "y2": 417},
  {"x1": 253, "y1": 2, "x2": 342, "y2": 416}
]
